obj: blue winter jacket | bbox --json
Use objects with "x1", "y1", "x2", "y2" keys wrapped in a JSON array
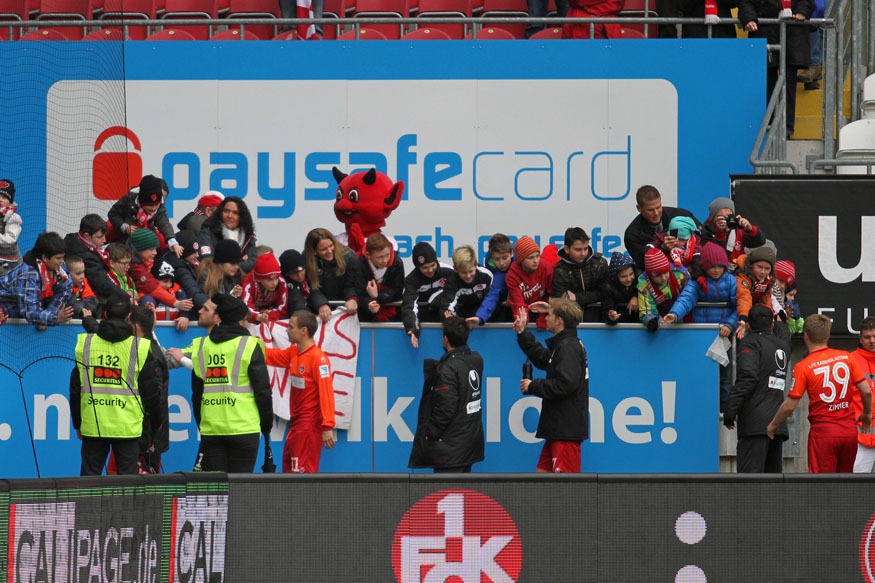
[{"x1": 669, "y1": 271, "x2": 738, "y2": 329}]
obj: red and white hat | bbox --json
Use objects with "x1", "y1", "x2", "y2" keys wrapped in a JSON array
[
  {"x1": 774, "y1": 260, "x2": 796, "y2": 286},
  {"x1": 644, "y1": 248, "x2": 671, "y2": 275},
  {"x1": 253, "y1": 252, "x2": 281, "y2": 281}
]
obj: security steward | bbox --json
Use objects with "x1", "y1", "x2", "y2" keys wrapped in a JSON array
[
  {"x1": 191, "y1": 293, "x2": 273, "y2": 472},
  {"x1": 70, "y1": 295, "x2": 162, "y2": 476}
]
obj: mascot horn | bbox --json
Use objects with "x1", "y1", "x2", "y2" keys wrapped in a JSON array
[{"x1": 332, "y1": 167, "x2": 404, "y2": 256}]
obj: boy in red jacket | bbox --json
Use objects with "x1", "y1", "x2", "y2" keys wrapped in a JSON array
[{"x1": 506, "y1": 236, "x2": 554, "y2": 329}]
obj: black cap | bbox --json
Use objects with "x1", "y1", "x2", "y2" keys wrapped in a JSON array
[
  {"x1": 0, "y1": 178, "x2": 15, "y2": 203},
  {"x1": 152, "y1": 259, "x2": 175, "y2": 280},
  {"x1": 138, "y1": 175, "x2": 163, "y2": 205},
  {"x1": 411, "y1": 242, "x2": 438, "y2": 267},
  {"x1": 213, "y1": 239, "x2": 243, "y2": 264},
  {"x1": 212, "y1": 293, "x2": 249, "y2": 324},
  {"x1": 748, "y1": 305, "x2": 774, "y2": 332},
  {"x1": 279, "y1": 249, "x2": 306, "y2": 275},
  {"x1": 175, "y1": 230, "x2": 199, "y2": 258}
]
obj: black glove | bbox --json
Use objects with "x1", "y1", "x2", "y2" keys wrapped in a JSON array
[
  {"x1": 723, "y1": 415, "x2": 735, "y2": 429},
  {"x1": 646, "y1": 317, "x2": 659, "y2": 333},
  {"x1": 261, "y1": 435, "x2": 276, "y2": 473}
]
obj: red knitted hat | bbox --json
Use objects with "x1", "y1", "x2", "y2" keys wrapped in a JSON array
[
  {"x1": 253, "y1": 252, "x2": 281, "y2": 280},
  {"x1": 774, "y1": 260, "x2": 796, "y2": 286},
  {"x1": 698, "y1": 242, "x2": 729, "y2": 272},
  {"x1": 198, "y1": 192, "x2": 223, "y2": 208},
  {"x1": 644, "y1": 248, "x2": 671, "y2": 275},
  {"x1": 514, "y1": 236, "x2": 540, "y2": 263}
]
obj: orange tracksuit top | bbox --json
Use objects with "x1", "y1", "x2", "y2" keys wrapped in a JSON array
[{"x1": 265, "y1": 343, "x2": 336, "y2": 432}]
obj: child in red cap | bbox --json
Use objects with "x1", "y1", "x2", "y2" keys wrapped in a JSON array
[
  {"x1": 506, "y1": 236, "x2": 554, "y2": 329},
  {"x1": 242, "y1": 252, "x2": 289, "y2": 323},
  {"x1": 637, "y1": 247, "x2": 688, "y2": 332}
]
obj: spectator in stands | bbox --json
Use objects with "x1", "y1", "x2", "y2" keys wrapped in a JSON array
[
  {"x1": 0, "y1": 178, "x2": 22, "y2": 276},
  {"x1": 434, "y1": 245, "x2": 493, "y2": 321},
  {"x1": 65, "y1": 214, "x2": 129, "y2": 304},
  {"x1": 0, "y1": 231, "x2": 73, "y2": 329},
  {"x1": 151, "y1": 258, "x2": 192, "y2": 330},
  {"x1": 624, "y1": 185, "x2": 700, "y2": 270},
  {"x1": 242, "y1": 252, "x2": 289, "y2": 323},
  {"x1": 130, "y1": 229, "x2": 194, "y2": 320},
  {"x1": 104, "y1": 242, "x2": 138, "y2": 307},
  {"x1": 197, "y1": 240, "x2": 244, "y2": 299},
  {"x1": 473, "y1": 233, "x2": 514, "y2": 326},
  {"x1": 279, "y1": 249, "x2": 309, "y2": 314},
  {"x1": 768, "y1": 314, "x2": 872, "y2": 473},
  {"x1": 637, "y1": 247, "x2": 688, "y2": 332},
  {"x1": 170, "y1": 230, "x2": 208, "y2": 316},
  {"x1": 699, "y1": 197, "x2": 766, "y2": 271},
  {"x1": 280, "y1": 0, "x2": 325, "y2": 39},
  {"x1": 357, "y1": 233, "x2": 404, "y2": 322},
  {"x1": 65, "y1": 255, "x2": 99, "y2": 319},
  {"x1": 736, "y1": 245, "x2": 779, "y2": 338},
  {"x1": 129, "y1": 305, "x2": 170, "y2": 474},
  {"x1": 108, "y1": 175, "x2": 182, "y2": 257},
  {"x1": 198, "y1": 196, "x2": 258, "y2": 274},
  {"x1": 601, "y1": 252, "x2": 639, "y2": 324},
  {"x1": 552, "y1": 227, "x2": 607, "y2": 323},
  {"x1": 650, "y1": 216, "x2": 702, "y2": 276},
  {"x1": 772, "y1": 259, "x2": 796, "y2": 318},
  {"x1": 514, "y1": 297, "x2": 589, "y2": 472},
  {"x1": 177, "y1": 191, "x2": 223, "y2": 236},
  {"x1": 656, "y1": 0, "x2": 738, "y2": 39},
  {"x1": 723, "y1": 305, "x2": 792, "y2": 472},
  {"x1": 798, "y1": 0, "x2": 825, "y2": 89},
  {"x1": 561, "y1": 0, "x2": 623, "y2": 39},
  {"x1": 784, "y1": 280, "x2": 804, "y2": 334},
  {"x1": 739, "y1": 0, "x2": 812, "y2": 138},
  {"x1": 851, "y1": 317, "x2": 875, "y2": 472},
  {"x1": 507, "y1": 236, "x2": 553, "y2": 329},
  {"x1": 402, "y1": 242, "x2": 454, "y2": 349},
  {"x1": 304, "y1": 227, "x2": 361, "y2": 323},
  {"x1": 409, "y1": 315, "x2": 485, "y2": 473},
  {"x1": 527, "y1": 0, "x2": 568, "y2": 38},
  {"x1": 662, "y1": 242, "x2": 738, "y2": 411}
]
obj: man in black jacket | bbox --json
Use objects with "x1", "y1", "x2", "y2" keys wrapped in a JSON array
[
  {"x1": 64, "y1": 214, "x2": 130, "y2": 303},
  {"x1": 409, "y1": 316, "x2": 485, "y2": 473},
  {"x1": 514, "y1": 297, "x2": 588, "y2": 472},
  {"x1": 623, "y1": 185, "x2": 700, "y2": 270},
  {"x1": 723, "y1": 305, "x2": 792, "y2": 473}
]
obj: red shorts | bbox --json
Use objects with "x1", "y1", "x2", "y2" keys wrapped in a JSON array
[
  {"x1": 283, "y1": 426, "x2": 323, "y2": 473},
  {"x1": 808, "y1": 434, "x2": 857, "y2": 473},
  {"x1": 536, "y1": 439, "x2": 582, "y2": 473}
]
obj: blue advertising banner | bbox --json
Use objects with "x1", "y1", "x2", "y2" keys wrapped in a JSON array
[{"x1": 0, "y1": 322, "x2": 718, "y2": 477}]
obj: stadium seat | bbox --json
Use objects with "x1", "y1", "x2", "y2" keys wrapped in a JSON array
[
  {"x1": 862, "y1": 73, "x2": 875, "y2": 120},
  {"x1": 19, "y1": 26, "x2": 66, "y2": 37},
  {"x1": 322, "y1": 0, "x2": 348, "y2": 38},
  {"x1": 83, "y1": 27, "x2": 124, "y2": 38},
  {"x1": 211, "y1": 26, "x2": 259, "y2": 38},
  {"x1": 402, "y1": 25, "x2": 451, "y2": 38},
  {"x1": 528, "y1": 26, "x2": 560, "y2": 39},
  {"x1": 353, "y1": 0, "x2": 407, "y2": 39},
  {"x1": 480, "y1": 0, "x2": 526, "y2": 38},
  {"x1": 337, "y1": 26, "x2": 387, "y2": 38},
  {"x1": 227, "y1": 0, "x2": 278, "y2": 40},
  {"x1": 415, "y1": 0, "x2": 469, "y2": 39},
  {"x1": 619, "y1": 0, "x2": 657, "y2": 38},
  {"x1": 465, "y1": 25, "x2": 515, "y2": 38},
  {"x1": 161, "y1": 0, "x2": 217, "y2": 39},
  {"x1": 272, "y1": 28, "x2": 299, "y2": 38},
  {"x1": 146, "y1": 26, "x2": 197, "y2": 38},
  {"x1": 99, "y1": 0, "x2": 155, "y2": 39},
  {"x1": 836, "y1": 119, "x2": 875, "y2": 174},
  {"x1": 35, "y1": 0, "x2": 91, "y2": 39},
  {"x1": 618, "y1": 26, "x2": 645, "y2": 38},
  {"x1": 0, "y1": 0, "x2": 27, "y2": 39}
]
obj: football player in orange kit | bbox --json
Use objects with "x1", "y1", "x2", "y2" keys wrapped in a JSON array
[{"x1": 264, "y1": 310, "x2": 337, "y2": 472}]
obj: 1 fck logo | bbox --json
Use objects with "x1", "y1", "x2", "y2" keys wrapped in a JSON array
[{"x1": 392, "y1": 490, "x2": 522, "y2": 583}]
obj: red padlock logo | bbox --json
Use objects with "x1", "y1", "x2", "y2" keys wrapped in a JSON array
[{"x1": 92, "y1": 126, "x2": 143, "y2": 201}]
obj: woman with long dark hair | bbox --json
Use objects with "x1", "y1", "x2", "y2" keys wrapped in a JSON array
[{"x1": 198, "y1": 196, "x2": 258, "y2": 274}]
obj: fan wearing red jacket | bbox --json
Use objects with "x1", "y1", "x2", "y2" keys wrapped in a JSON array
[
  {"x1": 263, "y1": 310, "x2": 336, "y2": 473},
  {"x1": 506, "y1": 236, "x2": 554, "y2": 330},
  {"x1": 562, "y1": 0, "x2": 624, "y2": 39},
  {"x1": 768, "y1": 314, "x2": 873, "y2": 473},
  {"x1": 241, "y1": 252, "x2": 289, "y2": 324}
]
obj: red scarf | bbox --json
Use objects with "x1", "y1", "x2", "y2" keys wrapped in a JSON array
[
  {"x1": 136, "y1": 208, "x2": 156, "y2": 229},
  {"x1": 78, "y1": 232, "x2": 111, "y2": 266},
  {"x1": 37, "y1": 260, "x2": 65, "y2": 300},
  {"x1": 751, "y1": 276, "x2": 773, "y2": 304},
  {"x1": 779, "y1": 0, "x2": 792, "y2": 16},
  {"x1": 0, "y1": 203, "x2": 17, "y2": 219},
  {"x1": 646, "y1": 271, "x2": 682, "y2": 315},
  {"x1": 704, "y1": 0, "x2": 718, "y2": 18}
]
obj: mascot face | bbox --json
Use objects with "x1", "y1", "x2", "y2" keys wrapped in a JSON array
[{"x1": 332, "y1": 167, "x2": 404, "y2": 235}]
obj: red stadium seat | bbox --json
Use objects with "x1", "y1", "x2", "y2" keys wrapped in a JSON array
[
  {"x1": 401, "y1": 25, "x2": 451, "y2": 38},
  {"x1": 99, "y1": 0, "x2": 155, "y2": 39},
  {"x1": 619, "y1": 0, "x2": 657, "y2": 37},
  {"x1": 35, "y1": 0, "x2": 91, "y2": 39},
  {"x1": 337, "y1": 26, "x2": 387, "y2": 39},
  {"x1": 227, "y1": 0, "x2": 277, "y2": 40},
  {"x1": 272, "y1": 28, "x2": 299, "y2": 38},
  {"x1": 0, "y1": 0, "x2": 27, "y2": 39},
  {"x1": 83, "y1": 27, "x2": 124, "y2": 38},
  {"x1": 211, "y1": 26, "x2": 259, "y2": 38},
  {"x1": 480, "y1": 0, "x2": 526, "y2": 38},
  {"x1": 19, "y1": 26, "x2": 66, "y2": 37},
  {"x1": 465, "y1": 25, "x2": 514, "y2": 38},
  {"x1": 161, "y1": 0, "x2": 216, "y2": 39},
  {"x1": 353, "y1": 0, "x2": 407, "y2": 39},
  {"x1": 323, "y1": 0, "x2": 348, "y2": 39},
  {"x1": 415, "y1": 0, "x2": 468, "y2": 38},
  {"x1": 528, "y1": 25, "x2": 560, "y2": 38},
  {"x1": 146, "y1": 26, "x2": 196, "y2": 38},
  {"x1": 618, "y1": 26, "x2": 645, "y2": 38}
]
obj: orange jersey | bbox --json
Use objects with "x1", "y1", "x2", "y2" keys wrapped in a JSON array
[
  {"x1": 789, "y1": 347, "x2": 865, "y2": 438},
  {"x1": 850, "y1": 348, "x2": 875, "y2": 447},
  {"x1": 265, "y1": 343, "x2": 335, "y2": 431}
]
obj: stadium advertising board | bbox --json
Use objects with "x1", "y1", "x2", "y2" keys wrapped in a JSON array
[
  {"x1": 733, "y1": 176, "x2": 875, "y2": 336},
  {"x1": 0, "y1": 322, "x2": 718, "y2": 478},
  {"x1": 0, "y1": 41, "x2": 764, "y2": 257}
]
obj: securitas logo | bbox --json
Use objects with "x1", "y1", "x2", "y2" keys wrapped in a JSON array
[
  {"x1": 90, "y1": 366, "x2": 123, "y2": 386},
  {"x1": 391, "y1": 490, "x2": 522, "y2": 583},
  {"x1": 205, "y1": 367, "x2": 229, "y2": 384},
  {"x1": 92, "y1": 126, "x2": 143, "y2": 201}
]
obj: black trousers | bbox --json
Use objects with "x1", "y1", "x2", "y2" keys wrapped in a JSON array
[
  {"x1": 434, "y1": 465, "x2": 472, "y2": 473},
  {"x1": 81, "y1": 437, "x2": 139, "y2": 476},
  {"x1": 737, "y1": 435, "x2": 784, "y2": 473},
  {"x1": 201, "y1": 433, "x2": 260, "y2": 473}
]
